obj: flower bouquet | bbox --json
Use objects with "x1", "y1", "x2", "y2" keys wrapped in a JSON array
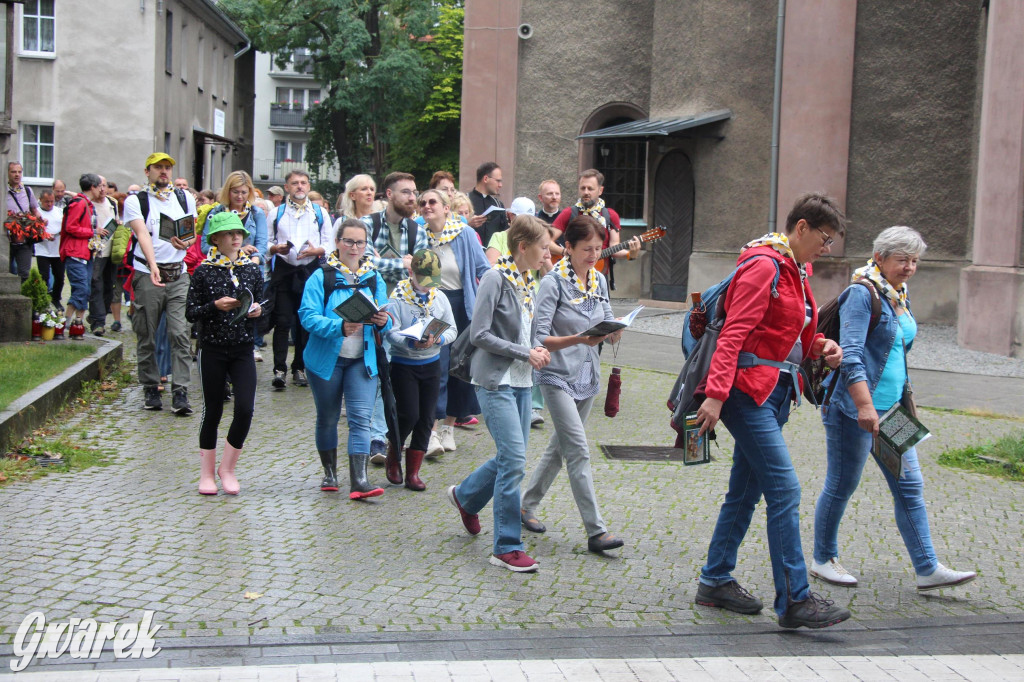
[
  {"x1": 39, "y1": 310, "x2": 61, "y2": 340},
  {"x1": 5, "y1": 211, "x2": 50, "y2": 245}
]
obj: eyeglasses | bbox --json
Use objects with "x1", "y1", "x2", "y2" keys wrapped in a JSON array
[
  {"x1": 340, "y1": 238, "x2": 367, "y2": 249},
  {"x1": 814, "y1": 226, "x2": 835, "y2": 248},
  {"x1": 418, "y1": 198, "x2": 440, "y2": 208}
]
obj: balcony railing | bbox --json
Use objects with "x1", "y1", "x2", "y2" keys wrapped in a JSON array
[
  {"x1": 270, "y1": 105, "x2": 310, "y2": 129},
  {"x1": 252, "y1": 159, "x2": 339, "y2": 183}
]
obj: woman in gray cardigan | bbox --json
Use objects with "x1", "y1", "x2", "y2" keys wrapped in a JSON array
[
  {"x1": 521, "y1": 215, "x2": 625, "y2": 553},
  {"x1": 447, "y1": 216, "x2": 552, "y2": 573}
]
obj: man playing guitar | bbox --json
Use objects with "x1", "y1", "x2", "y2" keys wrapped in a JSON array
[{"x1": 551, "y1": 169, "x2": 641, "y2": 282}]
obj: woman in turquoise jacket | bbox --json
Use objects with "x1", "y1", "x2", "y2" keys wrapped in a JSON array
[{"x1": 299, "y1": 218, "x2": 392, "y2": 499}]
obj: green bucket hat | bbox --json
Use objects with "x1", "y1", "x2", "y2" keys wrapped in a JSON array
[
  {"x1": 206, "y1": 210, "x2": 250, "y2": 239},
  {"x1": 411, "y1": 249, "x2": 442, "y2": 288}
]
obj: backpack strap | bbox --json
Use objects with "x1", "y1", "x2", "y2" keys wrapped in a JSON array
[
  {"x1": 322, "y1": 265, "x2": 336, "y2": 316},
  {"x1": 173, "y1": 188, "x2": 189, "y2": 213},
  {"x1": 404, "y1": 217, "x2": 418, "y2": 255},
  {"x1": 854, "y1": 278, "x2": 884, "y2": 336},
  {"x1": 370, "y1": 212, "x2": 383, "y2": 243}
]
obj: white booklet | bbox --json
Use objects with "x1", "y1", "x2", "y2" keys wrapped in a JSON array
[
  {"x1": 577, "y1": 306, "x2": 644, "y2": 337},
  {"x1": 395, "y1": 316, "x2": 452, "y2": 342}
]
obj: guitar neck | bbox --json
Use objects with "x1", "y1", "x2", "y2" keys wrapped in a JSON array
[{"x1": 599, "y1": 242, "x2": 628, "y2": 259}]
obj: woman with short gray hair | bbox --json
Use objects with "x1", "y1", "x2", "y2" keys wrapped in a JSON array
[{"x1": 811, "y1": 225, "x2": 976, "y2": 592}]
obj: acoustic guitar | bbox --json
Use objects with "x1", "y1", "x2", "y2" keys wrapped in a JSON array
[{"x1": 569, "y1": 226, "x2": 667, "y2": 273}]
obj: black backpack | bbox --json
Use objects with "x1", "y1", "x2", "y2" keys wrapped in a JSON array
[
  {"x1": 800, "y1": 279, "x2": 883, "y2": 405},
  {"x1": 128, "y1": 189, "x2": 191, "y2": 265}
]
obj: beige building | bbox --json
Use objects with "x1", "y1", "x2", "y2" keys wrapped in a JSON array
[
  {"x1": 10, "y1": 0, "x2": 253, "y2": 194},
  {"x1": 460, "y1": 0, "x2": 1024, "y2": 358}
]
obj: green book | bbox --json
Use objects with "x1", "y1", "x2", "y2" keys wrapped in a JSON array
[
  {"x1": 872, "y1": 403, "x2": 930, "y2": 478},
  {"x1": 682, "y1": 412, "x2": 711, "y2": 465}
]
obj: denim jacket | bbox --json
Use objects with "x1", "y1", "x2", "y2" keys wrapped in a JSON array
[{"x1": 826, "y1": 282, "x2": 914, "y2": 420}]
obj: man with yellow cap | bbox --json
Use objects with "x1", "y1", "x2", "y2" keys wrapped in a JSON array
[{"x1": 123, "y1": 152, "x2": 198, "y2": 414}]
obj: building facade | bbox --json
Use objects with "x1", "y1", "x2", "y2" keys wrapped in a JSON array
[
  {"x1": 10, "y1": 0, "x2": 252, "y2": 194},
  {"x1": 460, "y1": 0, "x2": 1024, "y2": 357}
]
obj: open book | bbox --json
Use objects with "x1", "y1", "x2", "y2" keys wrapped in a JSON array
[
  {"x1": 395, "y1": 316, "x2": 451, "y2": 343},
  {"x1": 333, "y1": 290, "x2": 381, "y2": 323},
  {"x1": 872, "y1": 403, "x2": 930, "y2": 478},
  {"x1": 159, "y1": 213, "x2": 195, "y2": 241},
  {"x1": 577, "y1": 305, "x2": 644, "y2": 337},
  {"x1": 229, "y1": 288, "x2": 255, "y2": 325}
]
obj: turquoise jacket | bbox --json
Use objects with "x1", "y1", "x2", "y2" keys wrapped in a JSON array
[{"x1": 299, "y1": 266, "x2": 392, "y2": 381}]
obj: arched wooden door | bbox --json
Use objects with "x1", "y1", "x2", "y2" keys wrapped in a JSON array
[{"x1": 651, "y1": 151, "x2": 695, "y2": 301}]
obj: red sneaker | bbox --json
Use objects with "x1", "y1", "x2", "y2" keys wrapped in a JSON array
[
  {"x1": 455, "y1": 416, "x2": 479, "y2": 427},
  {"x1": 489, "y1": 551, "x2": 539, "y2": 573},
  {"x1": 447, "y1": 485, "x2": 480, "y2": 535}
]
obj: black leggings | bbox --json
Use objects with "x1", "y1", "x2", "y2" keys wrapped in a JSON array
[
  {"x1": 198, "y1": 343, "x2": 257, "y2": 449},
  {"x1": 389, "y1": 359, "x2": 441, "y2": 452}
]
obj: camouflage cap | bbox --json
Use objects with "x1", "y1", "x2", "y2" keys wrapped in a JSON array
[{"x1": 410, "y1": 249, "x2": 442, "y2": 288}]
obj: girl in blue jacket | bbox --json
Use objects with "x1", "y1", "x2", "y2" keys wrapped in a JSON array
[{"x1": 299, "y1": 218, "x2": 392, "y2": 499}]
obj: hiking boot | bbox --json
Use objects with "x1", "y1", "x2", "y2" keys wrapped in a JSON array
[
  {"x1": 489, "y1": 551, "x2": 539, "y2": 573},
  {"x1": 171, "y1": 388, "x2": 193, "y2": 416},
  {"x1": 292, "y1": 369, "x2": 308, "y2": 387},
  {"x1": 143, "y1": 386, "x2": 162, "y2": 411},
  {"x1": 447, "y1": 485, "x2": 480, "y2": 535},
  {"x1": 916, "y1": 563, "x2": 976, "y2": 591},
  {"x1": 694, "y1": 580, "x2": 763, "y2": 615},
  {"x1": 92, "y1": 326, "x2": 105, "y2": 337},
  {"x1": 810, "y1": 558, "x2": 858, "y2": 586},
  {"x1": 109, "y1": 321, "x2": 122, "y2": 332},
  {"x1": 272, "y1": 370, "x2": 286, "y2": 390},
  {"x1": 778, "y1": 593, "x2": 851, "y2": 629}
]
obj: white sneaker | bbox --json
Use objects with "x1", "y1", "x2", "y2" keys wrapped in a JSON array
[
  {"x1": 426, "y1": 431, "x2": 445, "y2": 459},
  {"x1": 253, "y1": 348, "x2": 264, "y2": 362},
  {"x1": 439, "y1": 425, "x2": 457, "y2": 452},
  {"x1": 917, "y1": 563, "x2": 976, "y2": 591},
  {"x1": 531, "y1": 409, "x2": 545, "y2": 427},
  {"x1": 810, "y1": 557, "x2": 858, "y2": 586}
]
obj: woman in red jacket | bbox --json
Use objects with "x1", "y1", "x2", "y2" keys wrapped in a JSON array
[
  {"x1": 60, "y1": 174, "x2": 105, "y2": 337},
  {"x1": 693, "y1": 193, "x2": 848, "y2": 629}
]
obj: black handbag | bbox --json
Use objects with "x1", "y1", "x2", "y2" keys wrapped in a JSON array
[{"x1": 447, "y1": 328, "x2": 477, "y2": 383}]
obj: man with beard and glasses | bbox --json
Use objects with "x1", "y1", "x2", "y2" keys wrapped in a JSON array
[
  {"x1": 123, "y1": 153, "x2": 198, "y2": 414},
  {"x1": 266, "y1": 169, "x2": 331, "y2": 390}
]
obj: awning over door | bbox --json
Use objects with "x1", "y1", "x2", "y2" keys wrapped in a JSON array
[{"x1": 577, "y1": 109, "x2": 732, "y2": 139}]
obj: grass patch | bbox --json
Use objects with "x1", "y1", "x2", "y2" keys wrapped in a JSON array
[
  {"x1": 0, "y1": 341, "x2": 98, "y2": 410},
  {"x1": 938, "y1": 429, "x2": 1024, "y2": 481},
  {"x1": 0, "y1": 438, "x2": 111, "y2": 486},
  {"x1": 922, "y1": 405, "x2": 1024, "y2": 422}
]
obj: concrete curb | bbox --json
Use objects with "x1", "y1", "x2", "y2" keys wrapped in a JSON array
[{"x1": 0, "y1": 336, "x2": 123, "y2": 454}]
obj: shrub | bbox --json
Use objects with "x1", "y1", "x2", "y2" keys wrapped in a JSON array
[{"x1": 20, "y1": 267, "x2": 51, "y2": 315}]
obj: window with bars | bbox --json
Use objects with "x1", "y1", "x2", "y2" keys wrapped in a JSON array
[
  {"x1": 597, "y1": 138, "x2": 647, "y2": 220},
  {"x1": 22, "y1": 0, "x2": 55, "y2": 56},
  {"x1": 21, "y1": 123, "x2": 55, "y2": 181},
  {"x1": 274, "y1": 141, "x2": 304, "y2": 165}
]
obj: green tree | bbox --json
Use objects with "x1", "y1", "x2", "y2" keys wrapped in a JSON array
[
  {"x1": 388, "y1": 1, "x2": 464, "y2": 186},
  {"x1": 220, "y1": 0, "x2": 438, "y2": 180}
]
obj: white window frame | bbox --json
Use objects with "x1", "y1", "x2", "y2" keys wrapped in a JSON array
[
  {"x1": 19, "y1": 0, "x2": 56, "y2": 59},
  {"x1": 19, "y1": 122, "x2": 55, "y2": 184}
]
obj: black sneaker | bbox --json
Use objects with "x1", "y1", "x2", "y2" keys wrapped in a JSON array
[
  {"x1": 272, "y1": 370, "x2": 286, "y2": 390},
  {"x1": 778, "y1": 592, "x2": 851, "y2": 629},
  {"x1": 143, "y1": 386, "x2": 162, "y2": 411},
  {"x1": 292, "y1": 369, "x2": 308, "y2": 387},
  {"x1": 694, "y1": 580, "x2": 763, "y2": 615},
  {"x1": 171, "y1": 388, "x2": 193, "y2": 416},
  {"x1": 109, "y1": 321, "x2": 122, "y2": 332}
]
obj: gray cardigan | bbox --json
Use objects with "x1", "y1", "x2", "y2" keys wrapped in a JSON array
[
  {"x1": 531, "y1": 270, "x2": 615, "y2": 386},
  {"x1": 469, "y1": 268, "x2": 533, "y2": 390}
]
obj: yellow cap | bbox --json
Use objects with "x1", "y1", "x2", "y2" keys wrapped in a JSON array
[{"x1": 145, "y1": 152, "x2": 176, "y2": 168}]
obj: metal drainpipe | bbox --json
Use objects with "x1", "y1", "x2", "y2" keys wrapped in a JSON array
[
  {"x1": 234, "y1": 41, "x2": 251, "y2": 59},
  {"x1": 768, "y1": 0, "x2": 786, "y2": 232}
]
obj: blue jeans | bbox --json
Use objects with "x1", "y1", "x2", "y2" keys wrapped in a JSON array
[
  {"x1": 307, "y1": 357, "x2": 376, "y2": 454},
  {"x1": 64, "y1": 258, "x2": 93, "y2": 312},
  {"x1": 814, "y1": 405, "x2": 938, "y2": 575},
  {"x1": 455, "y1": 385, "x2": 531, "y2": 555},
  {"x1": 700, "y1": 376, "x2": 809, "y2": 616},
  {"x1": 155, "y1": 312, "x2": 172, "y2": 378}
]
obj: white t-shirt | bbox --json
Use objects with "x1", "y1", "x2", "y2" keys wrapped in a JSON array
[
  {"x1": 123, "y1": 190, "x2": 197, "y2": 273},
  {"x1": 34, "y1": 205, "x2": 63, "y2": 258},
  {"x1": 92, "y1": 197, "x2": 116, "y2": 258},
  {"x1": 269, "y1": 203, "x2": 332, "y2": 268}
]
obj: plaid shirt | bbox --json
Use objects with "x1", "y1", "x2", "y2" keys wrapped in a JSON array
[{"x1": 361, "y1": 211, "x2": 430, "y2": 283}]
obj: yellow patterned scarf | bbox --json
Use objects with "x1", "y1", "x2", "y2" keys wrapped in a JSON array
[
  {"x1": 852, "y1": 258, "x2": 908, "y2": 309},
  {"x1": 742, "y1": 232, "x2": 806, "y2": 280},
  {"x1": 555, "y1": 256, "x2": 600, "y2": 304},
  {"x1": 494, "y1": 255, "x2": 535, "y2": 317},
  {"x1": 427, "y1": 216, "x2": 464, "y2": 248},
  {"x1": 326, "y1": 250, "x2": 375, "y2": 279},
  {"x1": 204, "y1": 246, "x2": 251, "y2": 288},
  {"x1": 392, "y1": 278, "x2": 436, "y2": 312},
  {"x1": 287, "y1": 197, "x2": 308, "y2": 216},
  {"x1": 148, "y1": 183, "x2": 172, "y2": 201},
  {"x1": 231, "y1": 202, "x2": 252, "y2": 220},
  {"x1": 574, "y1": 198, "x2": 607, "y2": 225}
]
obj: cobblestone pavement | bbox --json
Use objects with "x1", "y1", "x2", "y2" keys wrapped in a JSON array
[{"x1": 1, "y1": 322, "x2": 1023, "y2": 675}]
